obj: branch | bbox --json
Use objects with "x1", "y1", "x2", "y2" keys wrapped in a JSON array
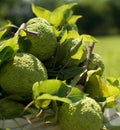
[
  {"x1": 78, "y1": 41, "x2": 95, "y2": 86},
  {"x1": 84, "y1": 41, "x2": 95, "y2": 69},
  {"x1": 15, "y1": 23, "x2": 40, "y2": 37}
]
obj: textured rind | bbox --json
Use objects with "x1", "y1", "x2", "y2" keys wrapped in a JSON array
[
  {"x1": 26, "y1": 17, "x2": 50, "y2": 26},
  {"x1": 60, "y1": 38, "x2": 87, "y2": 67},
  {"x1": 59, "y1": 97, "x2": 103, "y2": 130},
  {"x1": 0, "y1": 98, "x2": 24, "y2": 119},
  {"x1": 26, "y1": 19, "x2": 57, "y2": 61},
  {"x1": 0, "y1": 53, "x2": 48, "y2": 101},
  {"x1": 88, "y1": 53, "x2": 105, "y2": 76}
]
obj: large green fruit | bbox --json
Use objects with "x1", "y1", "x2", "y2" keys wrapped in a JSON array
[
  {"x1": 88, "y1": 53, "x2": 105, "y2": 76},
  {"x1": 0, "y1": 98, "x2": 24, "y2": 119},
  {"x1": 59, "y1": 97, "x2": 103, "y2": 130},
  {"x1": 0, "y1": 53, "x2": 48, "y2": 101},
  {"x1": 19, "y1": 17, "x2": 58, "y2": 61},
  {"x1": 59, "y1": 38, "x2": 87, "y2": 67}
]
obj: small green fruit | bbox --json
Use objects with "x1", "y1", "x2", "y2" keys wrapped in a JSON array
[{"x1": 59, "y1": 97, "x2": 103, "y2": 130}]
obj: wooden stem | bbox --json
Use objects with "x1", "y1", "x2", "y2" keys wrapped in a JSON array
[
  {"x1": 85, "y1": 41, "x2": 95, "y2": 69},
  {"x1": 78, "y1": 41, "x2": 95, "y2": 86},
  {"x1": 15, "y1": 23, "x2": 40, "y2": 37}
]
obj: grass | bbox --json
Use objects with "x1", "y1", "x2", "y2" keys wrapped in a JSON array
[{"x1": 92, "y1": 35, "x2": 120, "y2": 78}]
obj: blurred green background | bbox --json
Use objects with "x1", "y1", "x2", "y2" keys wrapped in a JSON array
[{"x1": 0, "y1": 0, "x2": 120, "y2": 77}]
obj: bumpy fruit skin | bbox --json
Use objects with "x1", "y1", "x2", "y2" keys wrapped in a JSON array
[
  {"x1": 87, "y1": 53, "x2": 105, "y2": 76},
  {"x1": 25, "y1": 17, "x2": 58, "y2": 61},
  {"x1": 0, "y1": 53, "x2": 48, "y2": 101},
  {"x1": 26, "y1": 17, "x2": 50, "y2": 26},
  {"x1": 59, "y1": 97, "x2": 103, "y2": 130},
  {"x1": 0, "y1": 98, "x2": 24, "y2": 119},
  {"x1": 60, "y1": 38, "x2": 87, "y2": 67}
]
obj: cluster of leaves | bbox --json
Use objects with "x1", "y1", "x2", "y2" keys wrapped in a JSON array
[{"x1": 0, "y1": 2, "x2": 120, "y2": 129}]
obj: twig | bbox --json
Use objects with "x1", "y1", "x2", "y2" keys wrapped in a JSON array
[
  {"x1": 23, "y1": 100, "x2": 35, "y2": 113},
  {"x1": 78, "y1": 42, "x2": 95, "y2": 86},
  {"x1": 36, "y1": 109, "x2": 43, "y2": 118},
  {"x1": 26, "y1": 117, "x2": 32, "y2": 124},
  {"x1": 84, "y1": 41, "x2": 95, "y2": 69},
  {"x1": 15, "y1": 23, "x2": 26, "y2": 35},
  {"x1": 15, "y1": 23, "x2": 40, "y2": 37}
]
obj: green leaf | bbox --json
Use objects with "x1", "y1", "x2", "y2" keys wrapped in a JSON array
[
  {"x1": 105, "y1": 77, "x2": 120, "y2": 100},
  {"x1": 32, "y1": 82, "x2": 41, "y2": 100},
  {"x1": 69, "y1": 39, "x2": 82, "y2": 58},
  {"x1": 61, "y1": 66, "x2": 83, "y2": 80},
  {"x1": 32, "y1": 79, "x2": 71, "y2": 108},
  {"x1": 35, "y1": 80, "x2": 71, "y2": 97},
  {"x1": 71, "y1": 41, "x2": 84, "y2": 60},
  {"x1": 32, "y1": 3, "x2": 51, "y2": 22},
  {"x1": 4, "y1": 21, "x2": 18, "y2": 29},
  {"x1": 0, "y1": 34, "x2": 19, "y2": 67},
  {"x1": 62, "y1": 9, "x2": 73, "y2": 26},
  {"x1": 56, "y1": 30, "x2": 80, "y2": 63},
  {"x1": 80, "y1": 34, "x2": 98, "y2": 43},
  {"x1": 50, "y1": 26, "x2": 60, "y2": 37},
  {"x1": 66, "y1": 30, "x2": 80, "y2": 39},
  {"x1": 36, "y1": 94, "x2": 72, "y2": 108},
  {"x1": 85, "y1": 69, "x2": 109, "y2": 97},
  {"x1": 87, "y1": 67, "x2": 102, "y2": 78},
  {"x1": 60, "y1": 30, "x2": 68, "y2": 44},
  {"x1": 70, "y1": 69, "x2": 87, "y2": 87},
  {"x1": 0, "y1": 29, "x2": 7, "y2": 39},
  {"x1": 68, "y1": 15, "x2": 82, "y2": 24},
  {"x1": 105, "y1": 96, "x2": 116, "y2": 108},
  {"x1": 106, "y1": 77, "x2": 119, "y2": 87},
  {"x1": 0, "y1": 21, "x2": 18, "y2": 31},
  {"x1": 18, "y1": 30, "x2": 32, "y2": 52},
  {"x1": 67, "y1": 87, "x2": 86, "y2": 105},
  {"x1": 107, "y1": 86, "x2": 120, "y2": 100},
  {"x1": 56, "y1": 31, "x2": 82, "y2": 63},
  {"x1": 50, "y1": 3, "x2": 77, "y2": 27},
  {"x1": 64, "y1": 31, "x2": 82, "y2": 60},
  {"x1": 64, "y1": 23, "x2": 78, "y2": 31}
]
